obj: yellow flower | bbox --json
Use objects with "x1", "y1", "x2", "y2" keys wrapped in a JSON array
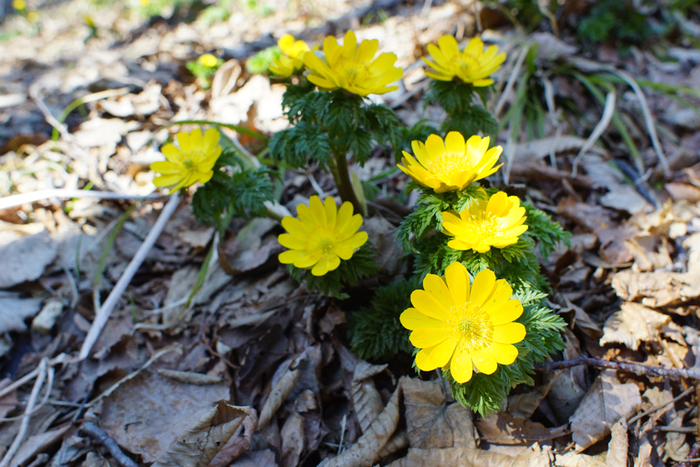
[
  {"x1": 398, "y1": 132, "x2": 502, "y2": 193},
  {"x1": 26, "y1": 11, "x2": 38, "y2": 22},
  {"x1": 303, "y1": 30, "x2": 403, "y2": 96},
  {"x1": 12, "y1": 0, "x2": 26, "y2": 10},
  {"x1": 270, "y1": 34, "x2": 310, "y2": 77},
  {"x1": 151, "y1": 128, "x2": 222, "y2": 192},
  {"x1": 423, "y1": 35, "x2": 505, "y2": 86},
  {"x1": 401, "y1": 263, "x2": 525, "y2": 383},
  {"x1": 442, "y1": 192, "x2": 528, "y2": 253},
  {"x1": 278, "y1": 196, "x2": 368, "y2": 276},
  {"x1": 198, "y1": 54, "x2": 219, "y2": 68}
]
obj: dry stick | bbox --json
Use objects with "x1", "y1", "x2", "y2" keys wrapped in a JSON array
[
  {"x1": 537, "y1": 356, "x2": 700, "y2": 380},
  {"x1": 571, "y1": 90, "x2": 616, "y2": 176},
  {"x1": 0, "y1": 359, "x2": 48, "y2": 467},
  {"x1": 627, "y1": 386, "x2": 695, "y2": 426},
  {"x1": 81, "y1": 422, "x2": 139, "y2": 467},
  {"x1": 0, "y1": 189, "x2": 165, "y2": 211},
  {"x1": 493, "y1": 44, "x2": 529, "y2": 119},
  {"x1": 79, "y1": 194, "x2": 180, "y2": 360}
]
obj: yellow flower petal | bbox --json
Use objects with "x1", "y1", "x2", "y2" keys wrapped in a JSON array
[
  {"x1": 427, "y1": 337, "x2": 458, "y2": 368},
  {"x1": 444, "y1": 262, "x2": 470, "y2": 305},
  {"x1": 334, "y1": 231, "x2": 367, "y2": 259},
  {"x1": 410, "y1": 289, "x2": 447, "y2": 321},
  {"x1": 410, "y1": 328, "x2": 448, "y2": 348},
  {"x1": 400, "y1": 308, "x2": 443, "y2": 331},
  {"x1": 450, "y1": 346, "x2": 473, "y2": 383},
  {"x1": 151, "y1": 128, "x2": 222, "y2": 191},
  {"x1": 488, "y1": 342, "x2": 518, "y2": 365},
  {"x1": 423, "y1": 35, "x2": 505, "y2": 86},
  {"x1": 471, "y1": 348, "x2": 497, "y2": 375},
  {"x1": 312, "y1": 255, "x2": 340, "y2": 276},
  {"x1": 492, "y1": 322, "x2": 526, "y2": 344},
  {"x1": 470, "y1": 269, "x2": 496, "y2": 307},
  {"x1": 423, "y1": 274, "x2": 454, "y2": 311}
]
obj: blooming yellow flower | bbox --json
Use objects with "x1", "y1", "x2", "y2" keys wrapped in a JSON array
[
  {"x1": 270, "y1": 34, "x2": 310, "y2": 77},
  {"x1": 278, "y1": 196, "x2": 368, "y2": 276},
  {"x1": 398, "y1": 132, "x2": 502, "y2": 193},
  {"x1": 13, "y1": 0, "x2": 26, "y2": 10},
  {"x1": 198, "y1": 54, "x2": 219, "y2": 68},
  {"x1": 442, "y1": 192, "x2": 528, "y2": 253},
  {"x1": 423, "y1": 35, "x2": 505, "y2": 86},
  {"x1": 151, "y1": 128, "x2": 222, "y2": 192},
  {"x1": 401, "y1": 263, "x2": 525, "y2": 383},
  {"x1": 303, "y1": 30, "x2": 403, "y2": 96}
]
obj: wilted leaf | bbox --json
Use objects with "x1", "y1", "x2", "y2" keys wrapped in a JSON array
[
  {"x1": 280, "y1": 412, "x2": 304, "y2": 467},
  {"x1": 507, "y1": 371, "x2": 561, "y2": 420},
  {"x1": 257, "y1": 369, "x2": 300, "y2": 430},
  {"x1": 9, "y1": 422, "x2": 71, "y2": 467},
  {"x1": 207, "y1": 411, "x2": 257, "y2": 467},
  {"x1": 476, "y1": 413, "x2": 550, "y2": 446},
  {"x1": 600, "y1": 302, "x2": 671, "y2": 351},
  {"x1": 570, "y1": 372, "x2": 641, "y2": 451},
  {"x1": 0, "y1": 225, "x2": 56, "y2": 288},
  {"x1": 98, "y1": 370, "x2": 232, "y2": 463},
  {"x1": 351, "y1": 361, "x2": 388, "y2": 432},
  {"x1": 0, "y1": 297, "x2": 44, "y2": 334},
  {"x1": 388, "y1": 443, "x2": 552, "y2": 467},
  {"x1": 363, "y1": 216, "x2": 403, "y2": 275},
  {"x1": 612, "y1": 270, "x2": 700, "y2": 308},
  {"x1": 605, "y1": 418, "x2": 629, "y2": 467},
  {"x1": 153, "y1": 402, "x2": 253, "y2": 467}
]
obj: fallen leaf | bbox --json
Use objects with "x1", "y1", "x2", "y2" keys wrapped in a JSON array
[
  {"x1": 605, "y1": 418, "x2": 629, "y2": 467},
  {"x1": 476, "y1": 413, "x2": 550, "y2": 446},
  {"x1": 387, "y1": 443, "x2": 552, "y2": 467},
  {"x1": 507, "y1": 373, "x2": 560, "y2": 420},
  {"x1": 570, "y1": 372, "x2": 641, "y2": 451},
  {"x1": 153, "y1": 402, "x2": 253, "y2": 467},
  {"x1": 0, "y1": 297, "x2": 44, "y2": 334},
  {"x1": 0, "y1": 224, "x2": 57, "y2": 288},
  {"x1": 611, "y1": 270, "x2": 700, "y2": 308},
  {"x1": 207, "y1": 410, "x2": 257, "y2": 467},
  {"x1": 229, "y1": 450, "x2": 277, "y2": 467},
  {"x1": 666, "y1": 183, "x2": 700, "y2": 203},
  {"x1": 257, "y1": 369, "x2": 300, "y2": 430},
  {"x1": 363, "y1": 216, "x2": 403, "y2": 276},
  {"x1": 600, "y1": 302, "x2": 671, "y2": 351},
  {"x1": 280, "y1": 412, "x2": 305, "y2": 467},
  {"x1": 9, "y1": 423, "x2": 71, "y2": 467},
  {"x1": 98, "y1": 370, "x2": 231, "y2": 463},
  {"x1": 351, "y1": 361, "x2": 388, "y2": 433}
]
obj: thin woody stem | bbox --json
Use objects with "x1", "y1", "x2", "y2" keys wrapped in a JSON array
[
  {"x1": 536, "y1": 355, "x2": 700, "y2": 380},
  {"x1": 331, "y1": 150, "x2": 364, "y2": 216}
]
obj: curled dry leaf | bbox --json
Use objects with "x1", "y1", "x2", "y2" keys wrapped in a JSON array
[
  {"x1": 280, "y1": 412, "x2": 305, "y2": 467},
  {"x1": 351, "y1": 361, "x2": 388, "y2": 432},
  {"x1": 554, "y1": 418, "x2": 628, "y2": 467},
  {"x1": 476, "y1": 413, "x2": 550, "y2": 446},
  {"x1": 507, "y1": 372, "x2": 560, "y2": 420},
  {"x1": 257, "y1": 369, "x2": 300, "y2": 430},
  {"x1": 600, "y1": 302, "x2": 671, "y2": 351},
  {"x1": 612, "y1": 270, "x2": 700, "y2": 308},
  {"x1": 207, "y1": 411, "x2": 257, "y2": 467},
  {"x1": 320, "y1": 383, "x2": 402, "y2": 467},
  {"x1": 570, "y1": 372, "x2": 641, "y2": 451},
  {"x1": 0, "y1": 224, "x2": 57, "y2": 288},
  {"x1": 153, "y1": 402, "x2": 253, "y2": 467}
]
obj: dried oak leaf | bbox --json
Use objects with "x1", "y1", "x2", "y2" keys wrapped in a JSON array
[
  {"x1": 280, "y1": 412, "x2": 305, "y2": 467},
  {"x1": 612, "y1": 270, "x2": 700, "y2": 308},
  {"x1": 600, "y1": 302, "x2": 671, "y2": 351},
  {"x1": 570, "y1": 372, "x2": 641, "y2": 451},
  {"x1": 257, "y1": 369, "x2": 300, "y2": 430},
  {"x1": 153, "y1": 402, "x2": 253, "y2": 467}
]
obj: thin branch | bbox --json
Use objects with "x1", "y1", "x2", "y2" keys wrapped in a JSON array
[
  {"x1": 0, "y1": 359, "x2": 48, "y2": 467},
  {"x1": 81, "y1": 422, "x2": 139, "y2": 467},
  {"x1": 79, "y1": 194, "x2": 180, "y2": 360},
  {"x1": 0, "y1": 189, "x2": 165, "y2": 211},
  {"x1": 537, "y1": 355, "x2": 700, "y2": 380},
  {"x1": 571, "y1": 90, "x2": 616, "y2": 176}
]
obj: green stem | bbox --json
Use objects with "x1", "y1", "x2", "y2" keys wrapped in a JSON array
[{"x1": 332, "y1": 150, "x2": 365, "y2": 216}]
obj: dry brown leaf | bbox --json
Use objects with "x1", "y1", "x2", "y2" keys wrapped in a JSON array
[
  {"x1": 98, "y1": 370, "x2": 231, "y2": 463},
  {"x1": 153, "y1": 402, "x2": 252, "y2": 467},
  {"x1": 507, "y1": 372, "x2": 560, "y2": 420},
  {"x1": 600, "y1": 302, "x2": 671, "y2": 350},
  {"x1": 476, "y1": 413, "x2": 550, "y2": 446},
  {"x1": 280, "y1": 412, "x2": 305, "y2": 467},
  {"x1": 257, "y1": 369, "x2": 300, "y2": 430},
  {"x1": 625, "y1": 234, "x2": 673, "y2": 272},
  {"x1": 388, "y1": 443, "x2": 552, "y2": 467},
  {"x1": 229, "y1": 450, "x2": 277, "y2": 467},
  {"x1": 0, "y1": 297, "x2": 44, "y2": 334},
  {"x1": 570, "y1": 372, "x2": 641, "y2": 451},
  {"x1": 605, "y1": 418, "x2": 629, "y2": 467},
  {"x1": 0, "y1": 379, "x2": 18, "y2": 419},
  {"x1": 9, "y1": 422, "x2": 71, "y2": 467},
  {"x1": 514, "y1": 136, "x2": 602, "y2": 163},
  {"x1": 363, "y1": 216, "x2": 403, "y2": 275},
  {"x1": 666, "y1": 182, "x2": 700, "y2": 203},
  {"x1": 207, "y1": 412, "x2": 257, "y2": 467},
  {"x1": 554, "y1": 451, "x2": 607, "y2": 467},
  {"x1": 683, "y1": 232, "x2": 700, "y2": 274},
  {"x1": 0, "y1": 224, "x2": 57, "y2": 288},
  {"x1": 611, "y1": 270, "x2": 700, "y2": 307},
  {"x1": 157, "y1": 369, "x2": 224, "y2": 385},
  {"x1": 320, "y1": 382, "x2": 402, "y2": 467},
  {"x1": 351, "y1": 361, "x2": 388, "y2": 432}
]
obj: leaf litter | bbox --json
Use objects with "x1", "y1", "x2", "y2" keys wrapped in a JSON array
[{"x1": 1, "y1": 0, "x2": 700, "y2": 465}]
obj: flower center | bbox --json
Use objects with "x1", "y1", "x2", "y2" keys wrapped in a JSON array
[
  {"x1": 458, "y1": 53, "x2": 480, "y2": 77},
  {"x1": 341, "y1": 59, "x2": 369, "y2": 84},
  {"x1": 183, "y1": 157, "x2": 194, "y2": 169},
  {"x1": 468, "y1": 210, "x2": 500, "y2": 237},
  {"x1": 318, "y1": 237, "x2": 335, "y2": 255},
  {"x1": 429, "y1": 153, "x2": 472, "y2": 180},
  {"x1": 447, "y1": 302, "x2": 493, "y2": 352}
]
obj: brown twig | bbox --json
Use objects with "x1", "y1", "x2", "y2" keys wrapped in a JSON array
[
  {"x1": 536, "y1": 356, "x2": 700, "y2": 380},
  {"x1": 675, "y1": 442, "x2": 700, "y2": 467},
  {"x1": 81, "y1": 422, "x2": 138, "y2": 467}
]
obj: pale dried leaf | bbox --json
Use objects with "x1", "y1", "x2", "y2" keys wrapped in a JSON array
[
  {"x1": 153, "y1": 402, "x2": 252, "y2": 467},
  {"x1": 0, "y1": 226, "x2": 56, "y2": 288},
  {"x1": 555, "y1": 451, "x2": 607, "y2": 467},
  {"x1": 666, "y1": 182, "x2": 700, "y2": 203},
  {"x1": 157, "y1": 369, "x2": 224, "y2": 385},
  {"x1": 0, "y1": 379, "x2": 18, "y2": 419},
  {"x1": 600, "y1": 302, "x2": 671, "y2": 351},
  {"x1": 683, "y1": 232, "x2": 700, "y2": 275},
  {"x1": 571, "y1": 372, "x2": 641, "y2": 451},
  {"x1": 31, "y1": 299, "x2": 64, "y2": 334},
  {"x1": 0, "y1": 297, "x2": 44, "y2": 334},
  {"x1": 514, "y1": 136, "x2": 604, "y2": 164},
  {"x1": 600, "y1": 185, "x2": 652, "y2": 215},
  {"x1": 207, "y1": 412, "x2": 257, "y2": 467},
  {"x1": 388, "y1": 443, "x2": 552, "y2": 467},
  {"x1": 280, "y1": 412, "x2": 304, "y2": 467},
  {"x1": 531, "y1": 32, "x2": 578, "y2": 60},
  {"x1": 229, "y1": 450, "x2": 277, "y2": 467},
  {"x1": 605, "y1": 419, "x2": 629, "y2": 467},
  {"x1": 612, "y1": 270, "x2": 700, "y2": 307},
  {"x1": 99, "y1": 370, "x2": 231, "y2": 463},
  {"x1": 351, "y1": 361, "x2": 388, "y2": 432},
  {"x1": 476, "y1": 413, "x2": 550, "y2": 446},
  {"x1": 10, "y1": 422, "x2": 71, "y2": 467},
  {"x1": 507, "y1": 372, "x2": 560, "y2": 419},
  {"x1": 257, "y1": 369, "x2": 300, "y2": 430},
  {"x1": 363, "y1": 216, "x2": 403, "y2": 275},
  {"x1": 320, "y1": 383, "x2": 402, "y2": 467}
]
